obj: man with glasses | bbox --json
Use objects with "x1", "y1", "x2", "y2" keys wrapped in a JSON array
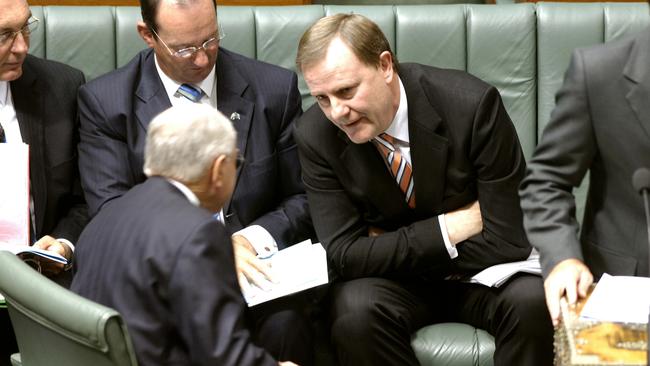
[
  {"x1": 0, "y1": 0, "x2": 87, "y2": 364},
  {"x1": 76, "y1": 0, "x2": 313, "y2": 364}
]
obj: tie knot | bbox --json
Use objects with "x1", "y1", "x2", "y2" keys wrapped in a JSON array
[
  {"x1": 176, "y1": 83, "x2": 204, "y2": 103},
  {"x1": 375, "y1": 133, "x2": 396, "y2": 151}
]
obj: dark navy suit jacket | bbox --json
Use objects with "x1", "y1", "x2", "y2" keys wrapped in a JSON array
[
  {"x1": 71, "y1": 177, "x2": 276, "y2": 366},
  {"x1": 78, "y1": 48, "x2": 311, "y2": 248}
]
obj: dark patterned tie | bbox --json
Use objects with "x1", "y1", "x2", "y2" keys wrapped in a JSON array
[
  {"x1": 373, "y1": 133, "x2": 415, "y2": 208},
  {"x1": 175, "y1": 83, "x2": 204, "y2": 102}
]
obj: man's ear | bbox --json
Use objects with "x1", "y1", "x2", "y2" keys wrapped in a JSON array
[
  {"x1": 137, "y1": 21, "x2": 156, "y2": 48},
  {"x1": 379, "y1": 51, "x2": 394, "y2": 82},
  {"x1": 209, "y1": 155, "x2": 228, "y2": 189}
]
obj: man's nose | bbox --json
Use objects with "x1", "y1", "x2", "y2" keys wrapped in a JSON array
[
  {"x1": 329, "y1": 98, "x2": 349, "y2": 122},
  {"x1": 192, "y1": 49, "x2": 210, "y2": 68},
  {"x1": 11, "y1": 32, "x2": 29, "y2": 55}
]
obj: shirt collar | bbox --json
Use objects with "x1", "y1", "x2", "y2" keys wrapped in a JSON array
[
  {"x1": 383, "y1": 77, "x2": 409, "y2": 144},
  {"x1": 154, "y1": 54, "x2": 216, "y2": 102},
  {"x1": 166, "y1": 178, "x2": 200, "y2": 207},
  {"x1": 0, "y1": 81, "x2": 9, "y2": 108}
]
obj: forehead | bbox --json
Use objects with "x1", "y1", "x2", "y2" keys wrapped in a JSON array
[
  {"x1": 0, "y1": 0, "x2": 30, "y2": 30},
  {"x1": 303, "y1": 38, "x2": 371, "y2": 91},
  {"x1": 156, "y1": 0, "x2": 216, "y2": 36}
]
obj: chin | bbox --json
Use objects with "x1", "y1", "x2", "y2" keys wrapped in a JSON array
[{"x1": 0, "y1": 68, "x2": 23, "y2": 82}]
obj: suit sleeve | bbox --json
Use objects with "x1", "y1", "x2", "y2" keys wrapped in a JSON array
[
  {"x1": 247, "y1": 72, "x2": 314, "y2": 248},
  {"x1": 453, "y1": 85, "x2": 531, "y2": 273},
  {"x1": 169, "y1": 220, "x2": 276, "y2": 366},
  {"x1": 519, "y1": 49, "x2": 596, "y2": 277},
  {"x1": 50, "y1": 68, "x2": 89, "y2": 242},
  {"x1": 77, "y1": 84, "x2": 137, "y2": 217}
]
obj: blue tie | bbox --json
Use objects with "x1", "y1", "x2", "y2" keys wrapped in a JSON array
[{"x1": 175, "y1": 84, "x2": 203, "y2": 103}]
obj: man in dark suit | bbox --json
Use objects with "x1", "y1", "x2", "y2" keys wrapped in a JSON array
[
  {"x1": 72, "y1": 104, "x2": 296, "y2": 366},
  {"x1": 76, "y1": 0, "x2": 312, "y2": 363},
  {"x1": 520, "y1": 28, "x2": 650, "y2": 326},
  {"x1": 0, "y1": 0, "x2": 87, "y2": 364},
  {"x1": 294, "y1": 14, "x2": 553, "y2": 366}
]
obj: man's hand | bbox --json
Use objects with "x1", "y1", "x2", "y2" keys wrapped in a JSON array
[
  {"x1": 544, "y1": 258, "x2": 593, "y2": 327},
  {"x1": 444, "y1": 200, "x2": 483, "y2": 245},
  {"x1": 278, "y1": 362, "x2": 299, "y2": 366},
  {"x1": 232, "y1": 235, "x2": 276, "y2": 291},
  {"x1": 33, "y1": 235, "x2": 72, "y2": 275}
]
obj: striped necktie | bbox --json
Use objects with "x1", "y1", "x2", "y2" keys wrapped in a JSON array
[
  {"x1": 175, "y1": 83, "x2": 204, "y2": 103},
  {"x1": 373, "y1": 133, "x2": 415, "y2": 208}
]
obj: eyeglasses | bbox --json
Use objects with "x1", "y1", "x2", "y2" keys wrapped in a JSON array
[
  {"x1": 0, "y1": 16, "x2": 39, "y2": 48},
  {"x1": 150, "y1": 25, "x2": 225, "y2": 59},
  {"x1": 234, "y1": 154, "x2": 245, "y2": 169}
]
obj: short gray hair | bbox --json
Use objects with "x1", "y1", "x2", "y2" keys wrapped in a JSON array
[{"x1": 144, "y1": 104, "x2": 236, "y2": 182}]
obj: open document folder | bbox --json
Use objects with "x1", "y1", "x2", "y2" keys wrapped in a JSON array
[{"x1": 243, "y1": 239, "x2": 328, "y2": 307}]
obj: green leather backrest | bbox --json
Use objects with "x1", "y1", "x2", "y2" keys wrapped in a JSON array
[
  {"x1": 27, "y1": 3, "x2": 650, "y2": 160},
  {"x1": 0, "y1": 251, "x2": 138, "y2": 366}
]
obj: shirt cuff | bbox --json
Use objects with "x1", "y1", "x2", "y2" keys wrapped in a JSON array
[
  {"x1": 234, "y1": 225, "x2": 278, "y2": 258},
  {"x1": 438, "y1": 214, "x2": 458, "y2": 259},
  {"x1": 56, "y1": 238, "x2": 75, "y2": 253}
]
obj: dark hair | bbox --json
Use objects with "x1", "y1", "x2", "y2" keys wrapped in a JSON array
[
  {"x1": 296, "y1": 13, "x2": 399, "y2": 75},
  {"x1": 140, "y1": 0, "x2": 217, "y2": 32}
]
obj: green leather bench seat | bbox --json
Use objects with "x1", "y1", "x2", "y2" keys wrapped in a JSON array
[{"x1": 26, "y1": 3, "x2": 650, "y2": 365}]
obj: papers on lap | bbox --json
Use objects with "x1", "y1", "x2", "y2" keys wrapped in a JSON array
[
  {"x1": 463, "y1": 250, "x2": 542, "y2": 287},
  {"x1": 243, "y1": 239, "x2": 328, "y2": 307},
  {"x1": 0, "y1": 143, "x2": 30, "y2": 246}
]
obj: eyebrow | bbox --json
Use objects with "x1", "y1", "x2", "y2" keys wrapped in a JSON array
[{"x1": 0, "y1": 13, "x2": 32, "y2": 33}]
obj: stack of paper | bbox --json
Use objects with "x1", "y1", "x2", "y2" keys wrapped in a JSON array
[
  {"x1": 465, "y1": 250, "x2": 541, "y2": 287},
  {"x1": 243, "y1": 240, "x2": 328, "y2": 307},
  {"x1": 0, "y1": 143, "x2": 30, "y2": 246},
  {"x1": 580, "y1": 273, "x2": 650, "y2": 324}
]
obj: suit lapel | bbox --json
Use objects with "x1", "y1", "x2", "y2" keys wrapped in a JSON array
[
  {"x1": 10, "y1": 58, "x2": 46, "y2": 235},
  {"x1": 216, "y1": 49, "x2": 254, "y2": 214},
  {"x1": 401, "y1": 70, "x2": 448, "y2": 216},
  {"x1": 339, "y1": 130, "x2": 406, "y2": 217},
  {"x1": 624, "y1": 31, "x2": 650, "y2": 140},
  {"x1": 134, "y1": 50, "x2": 172, "y2": 132}
]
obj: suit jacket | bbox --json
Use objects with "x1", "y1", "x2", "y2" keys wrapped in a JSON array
[
  {"x1": 520, "y1": 30, "x2": 650, "y2": 279},
  {"x1": 10, "y1": 54, "x2": 87, "y2": 242},
  {"x1": 78, "y1": 48, "x2": 311, "y2": 247},
  {"x1": 71, "y1": 177, "x2": 275, "y2": 366},
  {"x1": 294, "y1": 63, "x2": 531, "y2": 281}
]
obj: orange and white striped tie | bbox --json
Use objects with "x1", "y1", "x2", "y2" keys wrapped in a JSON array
[{"x1": 373, "y1": 133, "x2": 415, "y2": 208}]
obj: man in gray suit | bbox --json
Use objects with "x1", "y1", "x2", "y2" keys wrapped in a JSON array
[
  {"x1": 72, "y1": 104, "x2": 296, "y2": 366},
  {"x1": 77, "y1": 0, "x2": 313, "y2": 362},
  {"x1": 520, "y1": 28, "x2": 650, "y2": 326}
]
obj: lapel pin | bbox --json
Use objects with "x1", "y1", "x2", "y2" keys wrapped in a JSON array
[{"x1": 230, "y1": 112, "x2": 241, "y2": 121}]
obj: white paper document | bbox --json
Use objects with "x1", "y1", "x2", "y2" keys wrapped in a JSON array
[
  {"x1": 243, "y1": 240, "x2": 328, "y2": 307},
  {"x1": 465, "y1": 250, "x2": 541, "y2": 287},
  {"x1": 580, "y1": 273, "x2": 650, "y2": 324},
  {"x1": 0, "y1": 143, "x2": 30, "y2": 246}
]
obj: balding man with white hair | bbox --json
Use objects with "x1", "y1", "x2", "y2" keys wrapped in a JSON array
[{"x1": 71, "y1": 105, "x2": 296, "y2": 366}]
